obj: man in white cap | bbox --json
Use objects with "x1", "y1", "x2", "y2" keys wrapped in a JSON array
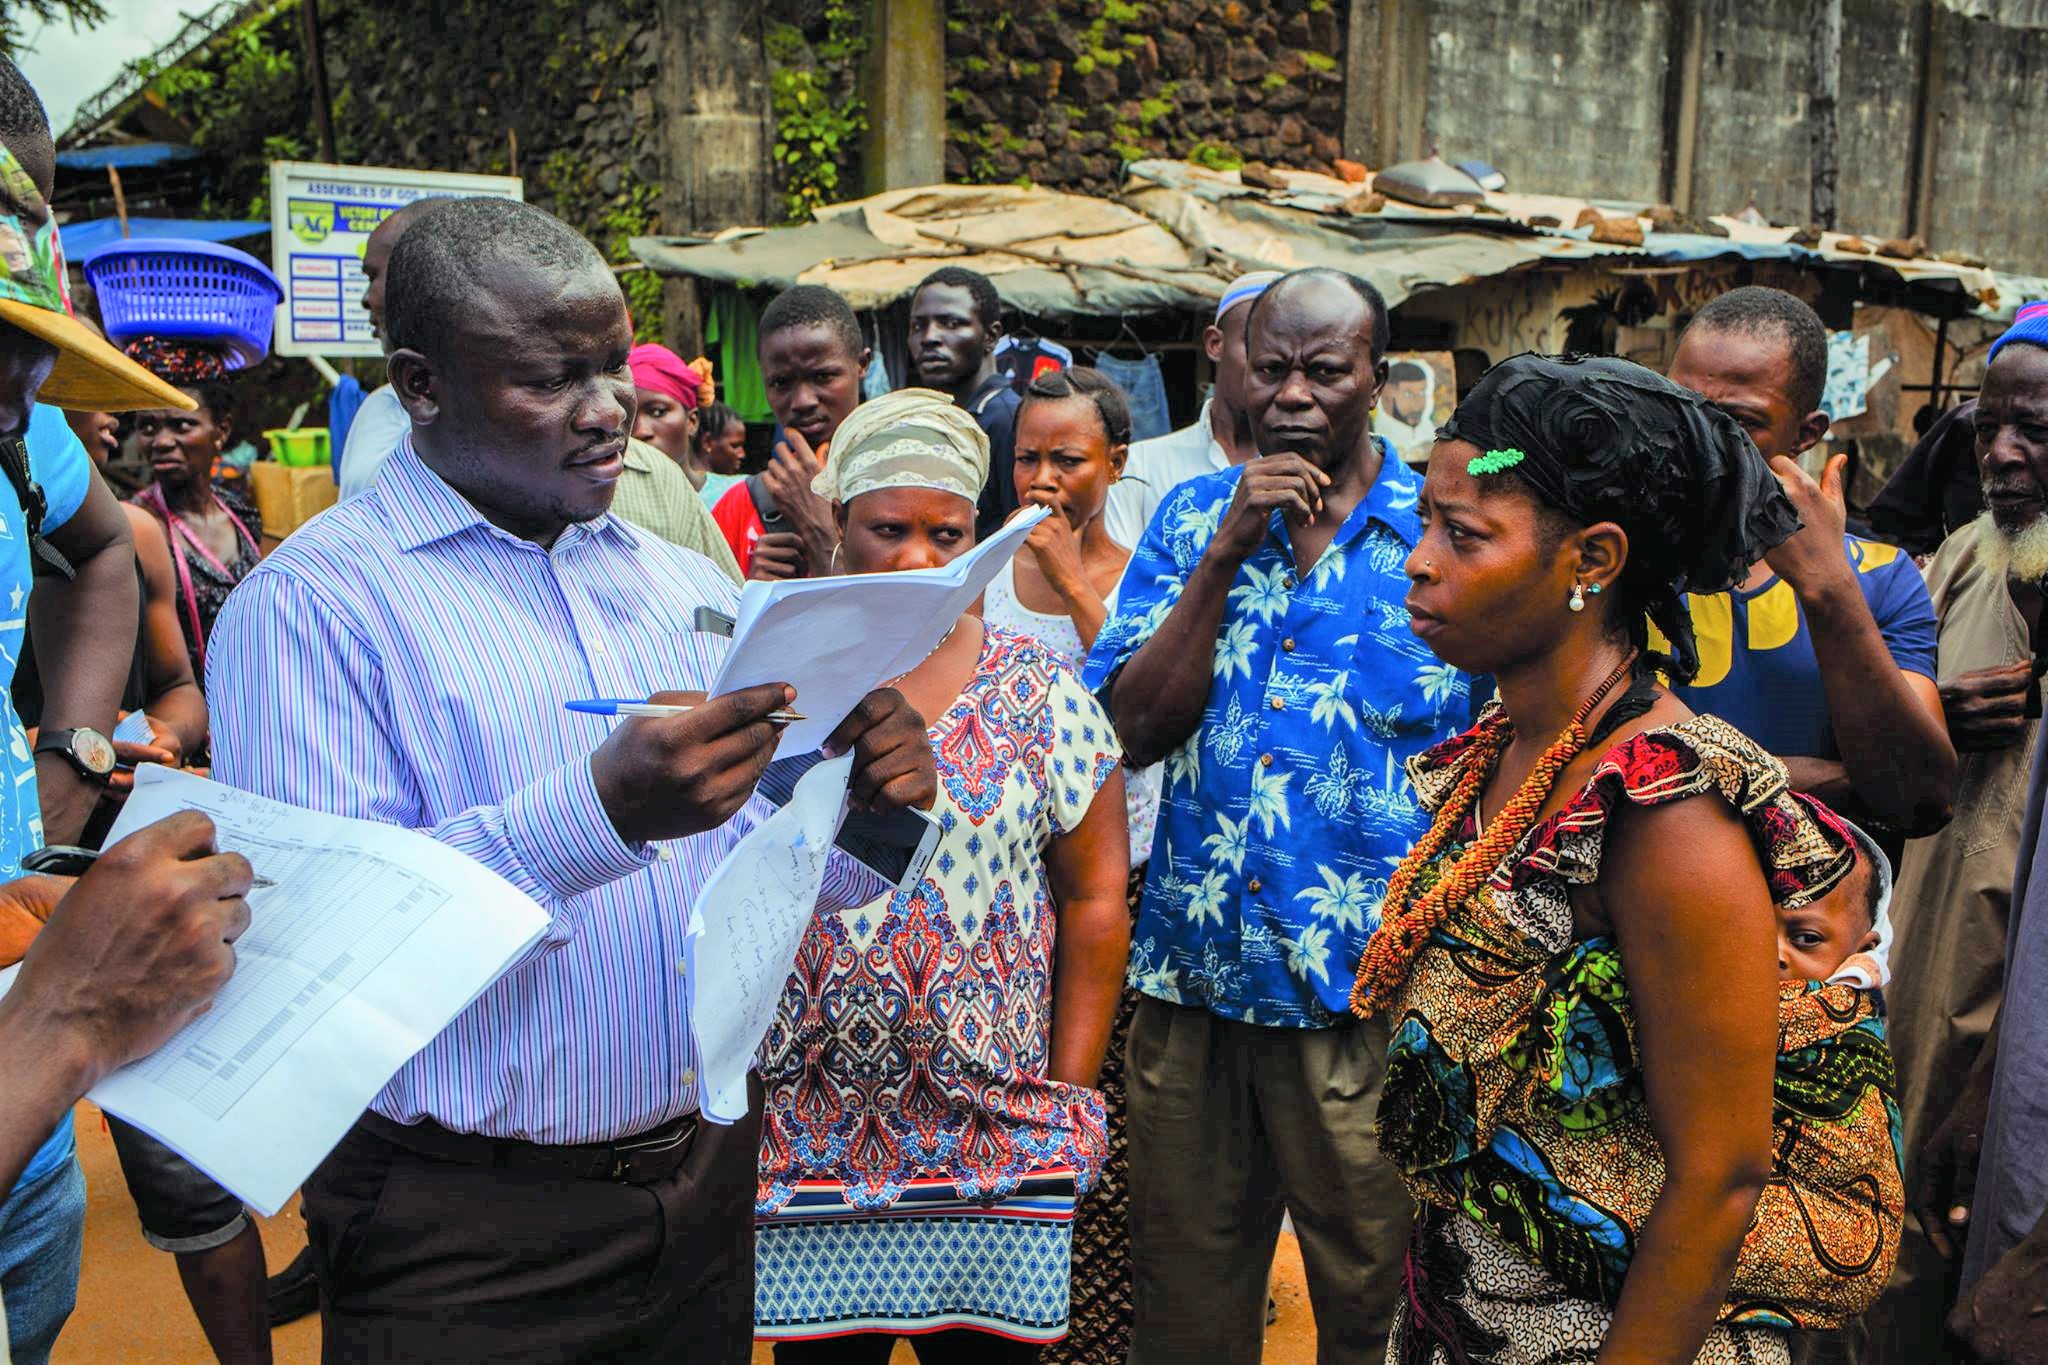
[{"x1": 1104, "y1": 269, "x2": 1281, "y2": 548}]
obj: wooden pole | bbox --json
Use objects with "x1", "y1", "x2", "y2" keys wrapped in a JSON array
[
  {"x1": 1903, "y1": 0, "x2": 1941, "y2": 240},
  {"x1": 106, "y1": 165, "x2": 130, "y2": 238},
  {"x1": 1662, "y1": 0, "x2": 1704, "y2": 212},
  {"x1": 656, "y1": 0, "x2": 775, "y2": 353},
  {"x1": 1809, "y1": 0, "x2": 1843, "y2": 229},
  {"x1": 299, "y1": 0, "x2": 338, "y2": 163}
]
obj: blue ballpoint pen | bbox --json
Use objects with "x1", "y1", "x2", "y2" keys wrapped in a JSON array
[{"x1": 566, "y1": 697, "x2": 807, "y2": 723}]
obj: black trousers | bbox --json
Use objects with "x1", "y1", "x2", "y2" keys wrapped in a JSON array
[{"x1": 302, "y1": 1081, "x2": 763, "y2": 1365}]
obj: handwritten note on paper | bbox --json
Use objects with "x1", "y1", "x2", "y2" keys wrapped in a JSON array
[{"x1": 689, "y1": 752, "x2": 854, "y2": 1123}]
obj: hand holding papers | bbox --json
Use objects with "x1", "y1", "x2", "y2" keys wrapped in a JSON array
[
  {"x1": 690, "y1": 752, "x2": 854, "y2": 1124},
  {"x1": 708, "y1": 506, "x2": 1049, "y2": 757},
  {"x1": 37, "y1": 767, "x2": 551, "y2": 1215}
]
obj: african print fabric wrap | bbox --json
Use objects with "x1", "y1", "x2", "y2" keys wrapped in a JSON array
[{"x1": 1377, "y1": 711, "x2": 1901, "y2": 1347}]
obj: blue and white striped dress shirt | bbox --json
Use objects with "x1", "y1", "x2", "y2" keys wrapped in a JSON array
[{"x1": 208, "y1": 437, "x2": 875, "y2": 1144}]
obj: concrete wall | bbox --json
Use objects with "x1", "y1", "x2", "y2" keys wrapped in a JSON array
[
  {"x1": 942, "y1": 0, "x2": 2048, "y2": 272},
  {"x1": 1922, "y1": 7, "x2": 2048, "y2": 270},
  {"x1": 1420, "y1": 0, "x2": 1671, "y2": 203}
]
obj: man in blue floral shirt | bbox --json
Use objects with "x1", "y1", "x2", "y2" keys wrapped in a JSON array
[{"x1": 1084, "y1": 268, "x2": 1476, "y2": 1365}]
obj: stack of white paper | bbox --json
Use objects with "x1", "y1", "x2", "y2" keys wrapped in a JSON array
[
  {"x1": 40, "y1": 767, "x2": 551, "y2": 1215},
  {"x1": 709, "y1": 506, "x2": 1048, "y2": 757}
]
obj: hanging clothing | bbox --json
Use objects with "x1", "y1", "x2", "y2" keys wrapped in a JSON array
[
  {"x1": 706, "y1": 293, "x2": 771, "y2": 424},
  {"x1": 133, "y1": 482, "x2": 262, "y2": 682},
  {"x1": 1090, "y1": 352, "x2": 1172, "y2": 442},
  {"x1": 992, "y1": 335, "x2": 1071, "y2": 393},
  {"x1": 860, "y1": 345, "x2": 892, "y2": 401}
]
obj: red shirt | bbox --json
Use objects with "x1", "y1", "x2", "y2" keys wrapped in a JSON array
[{"x1": 711, "y1": 480, "x2": 763, "y2": 576}]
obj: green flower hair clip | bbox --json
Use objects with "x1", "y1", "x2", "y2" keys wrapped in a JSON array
[{"x1": 1466, "y1": 447, "x2": 1527, "y2": 476}]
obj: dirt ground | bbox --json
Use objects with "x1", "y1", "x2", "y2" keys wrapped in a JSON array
[{"x1": 53, "y1": 1101, "x2": 1319, "y2": 1363}]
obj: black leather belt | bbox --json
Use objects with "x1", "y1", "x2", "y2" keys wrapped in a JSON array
[{"x1": 358, "y1": 1109, "x2": 701, "y2": 1184}]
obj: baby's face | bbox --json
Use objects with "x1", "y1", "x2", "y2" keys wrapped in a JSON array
[{"x1": 1778, "y1": 860, "x2": 1879, "y2": 982}]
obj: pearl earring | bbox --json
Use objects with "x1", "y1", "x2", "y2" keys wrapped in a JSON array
[{"x1": 1569, "y1": 583, "x2": 1586, "y2": 613}]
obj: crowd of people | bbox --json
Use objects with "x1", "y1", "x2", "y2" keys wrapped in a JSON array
[{"x1": 0, "y1": 47, "x2": 2043, "y2": 1365}]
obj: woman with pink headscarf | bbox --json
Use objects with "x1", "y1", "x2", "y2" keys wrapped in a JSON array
[{"x1": 629, "y1": 343, "x2": 738, "y2": 504}]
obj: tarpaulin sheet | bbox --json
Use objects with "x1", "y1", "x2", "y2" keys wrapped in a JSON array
[{"x1": 630, "y1": 160, "x2": 2048, "y2": 323}]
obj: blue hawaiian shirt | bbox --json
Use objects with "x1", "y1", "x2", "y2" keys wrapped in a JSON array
[{"x1": 1082, "y1": 442, "x2": 1478, "y2": 1027}]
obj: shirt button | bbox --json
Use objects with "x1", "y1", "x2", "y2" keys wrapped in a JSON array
[
  {"x1": 676, "y1": 957, "x2": 688, "y2": 978},
  {"x1": 1283, "y1": 574, "x2": 1296, "y2": 589},
  {"x1": 1270, "y1": 695, "x2": 1286, "y2": 711},
  {"x1": 1248, "y1": 877, "x2": 1263, "y2": 894},
  {"x1": 655, "y1": 844, "x2": 674, "y2": 862},
  {"x1": 1282, "y1": 637, "x2": 1296, "y2": 652},
  {"x1": 1260, "y1": 753, "x2": 1274, "y2": 768},
  {"x1": 680, "y1": 1067, "x2": 697, "y2": 1088}
]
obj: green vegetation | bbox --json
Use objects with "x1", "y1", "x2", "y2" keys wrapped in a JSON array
[
  {"x1": 1300, "y1": 49, "x2": 1339, "y2": 73},
  {"x1": 768, "y1": 0, "x2": 868, "y2": 222},
  {"x1": 1188, "y1": 140, "x2": 1246, "y2": 172}
]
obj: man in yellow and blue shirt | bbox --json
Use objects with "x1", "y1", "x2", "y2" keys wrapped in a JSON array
[{"x1": 1667, "y1": 287, "x2": 1955, "y2": 837}]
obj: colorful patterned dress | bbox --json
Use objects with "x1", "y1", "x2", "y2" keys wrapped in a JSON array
[
  {"x1": 754, "y1": 625, "x2": 1119, "y2": 1345},
  {"x1": 1377, "y1": 710, "x2": 1901, "y2": 1365}
]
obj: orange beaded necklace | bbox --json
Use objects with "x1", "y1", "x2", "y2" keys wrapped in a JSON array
[{"x1": 1349, "y1": 650, "x2": 1639, "y2": 1019}]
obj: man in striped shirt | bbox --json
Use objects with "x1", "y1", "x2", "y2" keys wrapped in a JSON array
[{"x1": 207, "y1": 197, "x2": 936, "y2": 1361}]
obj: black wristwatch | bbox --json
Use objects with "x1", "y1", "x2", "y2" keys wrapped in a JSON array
[{"x1": 34, "y1": 727, "x2": 115, "y2": 782}]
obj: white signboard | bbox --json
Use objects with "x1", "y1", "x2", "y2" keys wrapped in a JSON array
[{"x1": 267, "y1": 161, "x2": 522, "y2": 357}]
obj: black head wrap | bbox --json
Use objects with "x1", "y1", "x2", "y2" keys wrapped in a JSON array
[{"x1": 1438, "y1": 353, "x2": 1801, "y2": 683}]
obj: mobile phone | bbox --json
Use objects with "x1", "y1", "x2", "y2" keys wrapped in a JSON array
[{"x1": 755, "y1": 751, "x2": 944, "y2": 891}]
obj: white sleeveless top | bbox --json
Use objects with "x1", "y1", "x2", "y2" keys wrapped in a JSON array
[{"x1": 984, "y1": 556, "x2": 1162, "y2": 867}]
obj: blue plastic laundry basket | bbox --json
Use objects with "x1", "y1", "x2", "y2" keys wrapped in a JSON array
[{"x1": 80, "y1": 238, "x2": 283, "y2": 372}]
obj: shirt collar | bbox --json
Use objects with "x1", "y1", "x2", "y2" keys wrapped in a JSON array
[
  {"x1": 1359, "y1": 435, "x2": 1424, "y2": 545},
  {"x1": 380, "y1": 433, "x2": 638, "y2": 555},
  {"x1": 1196, "y1": 399, "x2": 1229, "y2": 473}
]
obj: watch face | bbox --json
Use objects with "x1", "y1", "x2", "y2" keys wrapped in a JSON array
[{"x1": 70, "y1": 728, "x2": 115, "y2": 776}]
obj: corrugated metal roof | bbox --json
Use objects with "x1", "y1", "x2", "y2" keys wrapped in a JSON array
[{"x1": 630, "y1": 160, "x2": 2048, "y2": 322}]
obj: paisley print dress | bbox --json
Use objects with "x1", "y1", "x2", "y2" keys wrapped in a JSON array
[
  {"x1": 754, "y1": 626, "x2": 1119, "y2": 1344},
  {"x1": 1379, "y1": 711, "x2": 1902, "y2": 1365}
]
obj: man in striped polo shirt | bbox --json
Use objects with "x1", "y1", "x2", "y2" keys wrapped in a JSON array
[{"x1": 208, "y1": 197, "x2": 937, "y2": 1361}]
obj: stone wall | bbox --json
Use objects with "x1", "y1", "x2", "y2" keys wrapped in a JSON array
[
  {"x1": 943, "y1": 0, "x2": 1350, "y2": 194},
  {"x1": 940, "y1": 0, "x2": 2048, "y2": 271},
  {"x1": 318, "y1": 0, "x2": 665, "y2": 257}
]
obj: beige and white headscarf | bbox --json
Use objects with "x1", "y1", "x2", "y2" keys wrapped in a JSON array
[{"x1": 811, "y1": 388, "x2": 989, "y2": 505}]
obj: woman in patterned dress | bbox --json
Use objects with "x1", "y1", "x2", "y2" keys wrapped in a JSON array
[
  {"x1": 1353, "y1": 355, "x2": 1900, "y2": 1364},
  {"x1": 754, "y1": 390, "x2": 1133, "y2": 1364}
]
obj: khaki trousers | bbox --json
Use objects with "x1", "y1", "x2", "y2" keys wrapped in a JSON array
[{"x1": 1125, "y1": 996, "x2": 1411, "y2": 1365}]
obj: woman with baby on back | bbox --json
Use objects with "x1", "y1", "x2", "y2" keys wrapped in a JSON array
[{"x1": 1357, "y1": 353, "x2": 1902, "y2": 1363}]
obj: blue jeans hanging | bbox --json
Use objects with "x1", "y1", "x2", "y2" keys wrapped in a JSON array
[{"x1": 1092, "y1": 353, "x2": 1174, "y2": 442}]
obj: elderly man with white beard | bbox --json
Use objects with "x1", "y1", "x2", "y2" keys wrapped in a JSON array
[{"x1": 1854, "y1": 311, "x2": 2048, "y2": 1365}]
